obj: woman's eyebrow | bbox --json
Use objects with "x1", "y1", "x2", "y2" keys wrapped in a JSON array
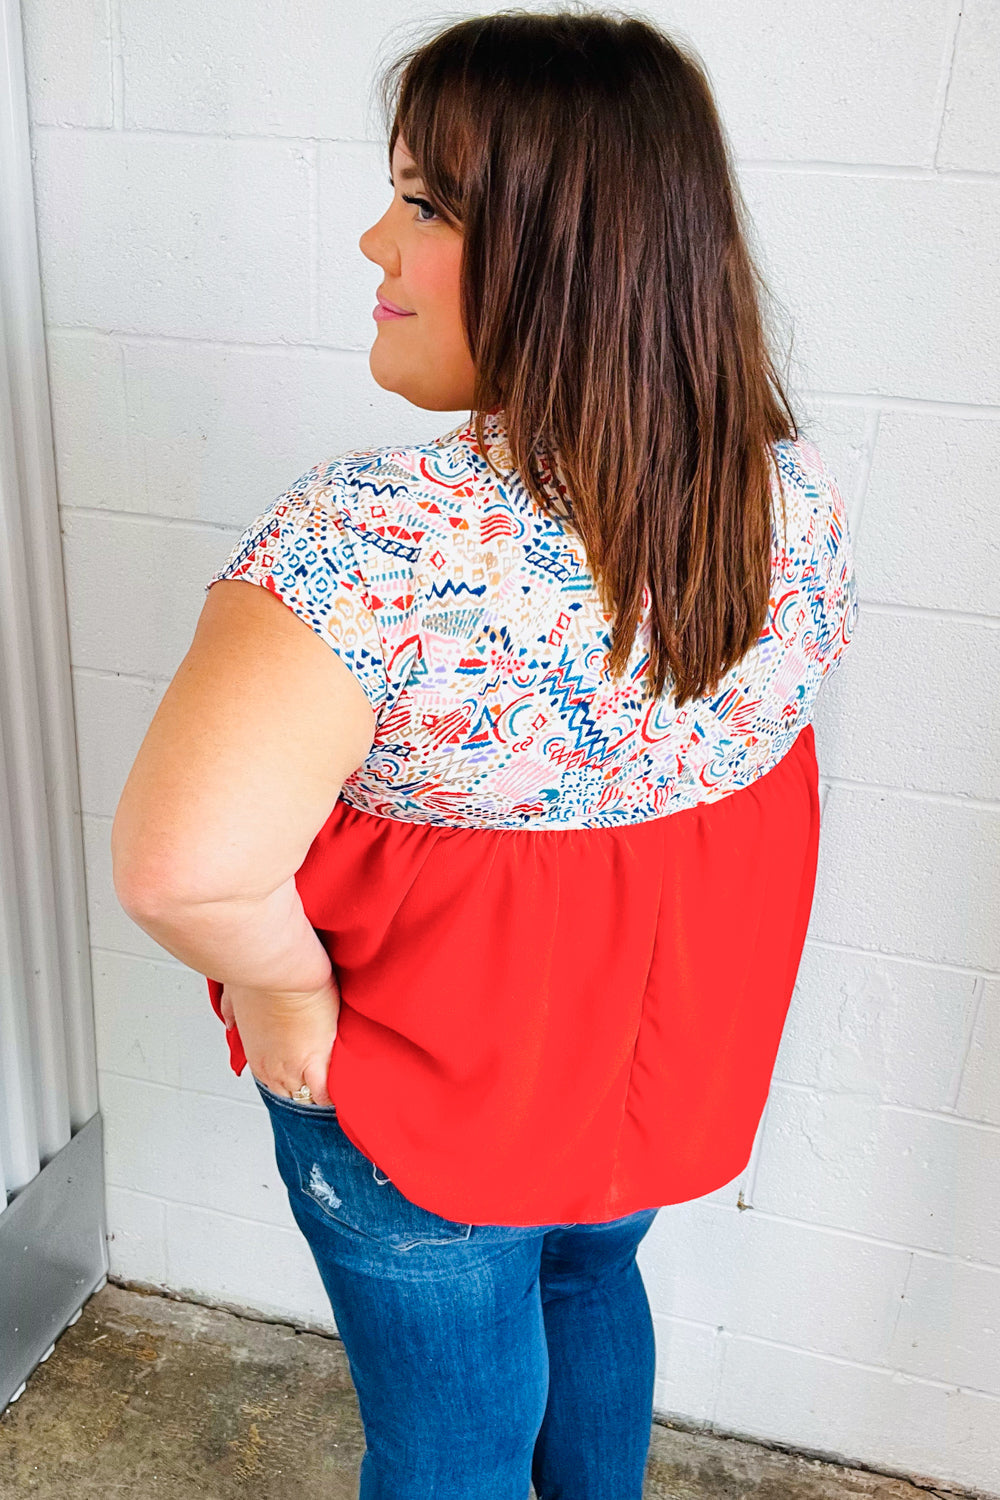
[{"x1": 388, "y1": 165, "x2": 424, "y2": 184}]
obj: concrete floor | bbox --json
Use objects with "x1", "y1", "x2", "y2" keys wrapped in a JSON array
[{"x1": 0, "y1": 1281, "x2": 978, "y2": 1499}]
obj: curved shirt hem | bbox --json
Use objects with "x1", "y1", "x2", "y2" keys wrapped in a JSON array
[{"x1": 207, "y1": 720, "x2": 821, "y2": 1227}]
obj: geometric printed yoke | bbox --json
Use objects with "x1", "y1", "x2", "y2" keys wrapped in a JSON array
[{"x1": 206, "y1": 408, "x2": 857, "y2": 829}]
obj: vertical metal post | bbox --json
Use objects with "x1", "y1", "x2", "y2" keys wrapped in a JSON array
[{"x1": 0, "y1": 0, "x2": 108, "y2": 1413}]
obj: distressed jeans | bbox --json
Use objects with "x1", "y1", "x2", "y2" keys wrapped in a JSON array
[{"x1": 253, "y1": 1074, "x2": 660, "y2": 1499}]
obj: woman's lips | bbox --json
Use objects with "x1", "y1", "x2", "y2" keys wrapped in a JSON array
[{"x1": 374, "y1": 293, "x2": 416, "y2": 321}]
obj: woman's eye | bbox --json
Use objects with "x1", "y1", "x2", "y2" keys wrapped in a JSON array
[{"x1": 401, "y1": 194, "x2": 438, "y2": 224}]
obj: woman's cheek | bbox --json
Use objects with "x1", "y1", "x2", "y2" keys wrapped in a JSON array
[{"x1": 413, "y1": 237, "x2": 464, "y2": 312}]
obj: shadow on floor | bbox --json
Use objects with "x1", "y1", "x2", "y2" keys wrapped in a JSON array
[{"x1": 0, "y1": 1282, "x2": 978, "y2": 1499}]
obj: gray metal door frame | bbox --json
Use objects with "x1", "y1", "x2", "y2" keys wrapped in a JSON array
[{"x1": 0, "y1": 0, "x2": 107, "y2": 1412}]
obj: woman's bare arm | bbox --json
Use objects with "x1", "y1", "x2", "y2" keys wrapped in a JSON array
[{"x1": 111, "y1": 577, "x2": 376, "y2": 912}]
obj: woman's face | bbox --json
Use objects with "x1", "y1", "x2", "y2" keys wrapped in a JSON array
[{"x1": 359, "y1": 136, "x2": 476, "y2": 413}]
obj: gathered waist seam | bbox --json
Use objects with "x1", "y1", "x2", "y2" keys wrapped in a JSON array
[{"x1": 335, "y1": 724, "x2": 817, "y2": 835}]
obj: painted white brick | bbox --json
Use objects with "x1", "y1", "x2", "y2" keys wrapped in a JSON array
[
  {"x1": 22, "y1": 1, "x2": 1000, "y2": 1488},
  {"x1": 46, "y1": 334, "x2": 131, "y2": 511},
  {"x1": 740, "y1": 173, "x2": 1000, "y2": 405},
  {"x1": 48, "y1": 332, "x2": 463, "y2": 524},
  {"x1": 752, "y1": 1086, "x2": 1000, "y2": 1263},
  {"x1": 775, "y1": 945, "x2": 980, "y2": 1111},
  {"x1": 98, "y1": 1070, "x2": 289, "y2": 1225},
  {"x1": 92, "y1": 946, "x2": 245, "y2": 1099},
  {"x1": 30, "y1": 130, "x2": 313, "y2": 341},
  {"x1": 73, "y1": 670, "x2": 163, "y2": 818},
  {"x1": 716, "y1": 1336, "x2": 1000, "y2": 1494},
  {"x1": 648, "y1": 1316, "x2": 719, "y2": 1425},
  {"x1": 938, "y1": 0, "x2": 1000, "y2": 172},
  {"x1": 120, "y1": 0, "x2": 957, "y2": 167},
  {"x1": 811, "y1": 788, "x2": 1000, "y2": 971},
  {"x1": 318, "y1": 140, "x2": 395, "y2": 351},
  {"x1": 44, "y1": 333, "x2": 462, "y2": 526},
  {"x1": 119, "y1": 0, "x2": 449, "y2": 139},
  {"x1": 642, "y1": 1199, "x2": 909, "y2": 1366},
  {"x1": 104, "y1": 1185, "x2": 168, "y2": 1287},
  {"x1": 164, "y1": 1202, "x2": 337, "y2": 1334},
  {"x1": 61, "y1": 510, "x2": 219, "y2": 677},
  {"x1": 20, "y1": 0, "x2": 112, "y2": 127},
  {"x1": 856, "y1": 414, "x2": 1000, "y2": 615},
  {"x1": 663, "y1": 0, "x2": 953, "y2": 165},
  {"x1": 811, "y1": 611, "x2": 1000, "y2": 799},
  {"x1": 117, "y1": 341, "x2": 429, "y2": 524},
  {"x1": 956, "y1": 979, "x2": 1000, "y2": 1127},
  {"x1": 93, "y1": 949, "x2": 188, "y2": 1089},
  {"x1": 887, "y1": 1252, "x2": 1000, "y2": 1394},
  {"x1": 176, "y1": 971, "x2": 252, "y2": 1101}
]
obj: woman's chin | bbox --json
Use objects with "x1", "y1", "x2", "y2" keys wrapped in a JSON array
[
  {"x1": 367, "y1": 346, "x2": 404, "y2": 396},
  {"x1": 367, "y1": 348, "x2": 470, "y2": 412}
]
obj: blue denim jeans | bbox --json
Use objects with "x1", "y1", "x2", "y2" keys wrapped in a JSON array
[{"x1": 253, "y1": 1075, "x2": 660, "y2": 1499}]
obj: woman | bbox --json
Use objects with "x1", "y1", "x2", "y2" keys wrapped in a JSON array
[{"x1": 112, "y1": 9, "x2": 857, "y2": 1498}]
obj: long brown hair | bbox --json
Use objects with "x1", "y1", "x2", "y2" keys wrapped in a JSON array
[{"x1": 375, "y1": 6, "x2": 797, "y2": 707}]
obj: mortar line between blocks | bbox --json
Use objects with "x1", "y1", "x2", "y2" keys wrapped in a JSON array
[
  {"x1": 859, "y1": 602, "x2": 1000, "y2": 628},
  {"x1": 32, "y1": 122, "x2": 1000, "y2": 173},
  {"x1": 308, "y1": 143, "x2": 319, "y2": 341},
  {"x1": 37, "y1": 324, "x2": 1000, "y2": 415},
  {"x1": 739, "y1": 158, "x2": 998, "y2": 182},
  {"x1": 930, "y1": 0, "x2": 967, "y2": 169},
  {"x1": 769, "y1": 1078, "x2": 1000, "y2": 1135},
  {"x1": 947, "y1": 975, "x2": 988, "y2": 1112},
  {"x1": 709, "y1": 1326, "x2": 731, "y2": 1426},
  {"x1": 108, "y1": 0, "x2": 123, "y2": 130},
  {"x1": 823, "y1": 777, "x2": 999, "y2": 812},
  {"x1": 691, "y1": 1201, "x2": 1000, "y2": 1271},
  {"x1": 739, "y1": 1096, "x2": 772, "y2": 1208},
  {"x1": 705, "y1": 1328, "x2": 1000, "y2": 1400},
  {"x1": 804, "y1": 938, "x2": 997, "y2": 981},
  {"x1": 801, "y1": 392, "x2": 1000, "y2": 418}
]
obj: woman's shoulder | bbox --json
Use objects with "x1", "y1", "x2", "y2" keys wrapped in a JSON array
[
  {"x1": 765, "y1": 432, "x2": 857, "y2": 668},
  {"x1": 302, "y1": 421, "x2": 482, "y2": 541},
  {"x1": 771, "y1": 431, "x2": 845, "y2": 508},
  {"x1": 325, "y1": 419, "x2": 480, "y2": 493},
  {"x1": 305, "y1": 422, "x2": 853, "y2": 571},
  {"x1": 769, "y1": 431, "x2": 853, "y2": 568}
]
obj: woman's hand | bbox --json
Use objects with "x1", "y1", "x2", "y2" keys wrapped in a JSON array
[{"x1": 220, "y1": 973, "x2": 341, "y2": 1106}]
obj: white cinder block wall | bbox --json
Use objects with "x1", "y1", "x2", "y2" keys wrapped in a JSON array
[{"x1": 20, "y1": 0, "x2": 999, "y2": 1491}]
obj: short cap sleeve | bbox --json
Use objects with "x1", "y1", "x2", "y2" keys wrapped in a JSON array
[
  {"x1": 205, "y1": 458, "x2": 390, "y2": 717},
  {"x1": 813, "y1": 466, "x2": 859, "y2": 682}
]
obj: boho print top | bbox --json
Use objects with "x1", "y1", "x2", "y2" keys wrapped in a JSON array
[{"x1": 204, "y1": 410, "x2": 857, "y2": 1225}]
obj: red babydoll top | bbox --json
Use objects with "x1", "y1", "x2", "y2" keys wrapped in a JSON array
[{"x1": 203, "y1": 412, "x2": 856, "y2": 1227}]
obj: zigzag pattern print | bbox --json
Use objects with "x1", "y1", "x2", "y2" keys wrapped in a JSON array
[{"x1": 205, "y1": 410, "x2": 857, "y2": 829}]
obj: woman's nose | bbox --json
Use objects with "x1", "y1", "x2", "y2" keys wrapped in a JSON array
[{"x1": 359, "y1": 216, "x2": 394, "y2": 269}]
